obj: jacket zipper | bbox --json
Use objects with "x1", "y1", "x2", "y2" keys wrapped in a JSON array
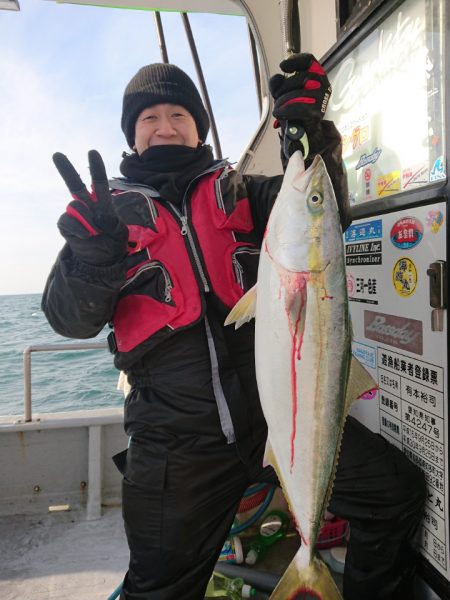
[
  {"x1": 168, "y1": 205, "x2": 210, "y2": 293},
  {"x1": 121, "y1": 262, "x2": 173, "y2": 303},
  {"x1": 214, "y1": 166, "x2": 230, "y2": 211},
  {"x1": 167, "y1": 165, "x2": 228, "y2": 294},
  {"x1": 117, "y1": 161, "x2": 229, "y2": 295}
]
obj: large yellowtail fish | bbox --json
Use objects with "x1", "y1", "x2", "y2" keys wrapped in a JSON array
[{"x1": 225, "y1": 151, "x2": 376, "y2": 599}]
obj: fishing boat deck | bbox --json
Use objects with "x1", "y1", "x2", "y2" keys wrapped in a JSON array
[
  {"x1": 0, "y1": 502, "x2": 347, "y2": 600},
  {"x1": 0, "y1": 506, "x2": 128, "y2": 600},
  {"x1": 0, "y1": 503, "x2": 438, "y2": 600}
]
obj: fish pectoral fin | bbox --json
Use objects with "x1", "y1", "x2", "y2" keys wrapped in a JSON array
[
  {"x1": 224, "y1": 284, "x2": 257, "y2": 329},
  {"x1": 117, "y1": 371, "x2": 131, "y2": 397},
  {"x1": 345, "y1": 355, "x2": 378, "y2": 412}
]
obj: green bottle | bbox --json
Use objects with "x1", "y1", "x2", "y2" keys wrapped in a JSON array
[
  {"x1": 245, "y1": 509, "x2": 290, "y2": 565},
  {"x1": 205, "y1": 571, "x2": 256, "y2": 599}
]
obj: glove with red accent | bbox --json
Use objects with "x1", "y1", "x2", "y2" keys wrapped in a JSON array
[
  {"x1": 269, "y1": 53, "x2": 332, "y2": 127},
  {"x1": 54, "y1": 150, "x2": 128, "y2": 266}
]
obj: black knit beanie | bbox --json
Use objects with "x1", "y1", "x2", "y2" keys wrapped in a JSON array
[{"x1": 121, "y1": 63, "x2": 210, "y2": 148}]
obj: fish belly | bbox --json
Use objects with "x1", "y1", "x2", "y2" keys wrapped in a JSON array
[{"x1": 255, "y1": 256, "x2": 349, "y2": 557}]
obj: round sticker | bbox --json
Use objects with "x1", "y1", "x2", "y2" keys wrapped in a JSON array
[
  {"x1": 392, "y1": 257, "x2": 417, "y2": 297},
  {"x1": 390, "y1": 217, "x2": 423, "y2": 249},
  {"x1": 426, "y1": 210, "x2": 444, "y2": 234}
]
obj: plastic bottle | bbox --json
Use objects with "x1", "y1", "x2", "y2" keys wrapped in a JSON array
[
  {"x1": 205, "y1": 571, "x2": 256, "y2": 599},
  {"x1": 218, "y1": 535, "x2": 244, "y2": 564},
  {"x1": 245, "y1": 509, "x2": 289, "y2": 565}
]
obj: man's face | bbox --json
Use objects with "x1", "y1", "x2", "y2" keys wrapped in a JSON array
[{"x1": 134, "y1": 103, "x2": 200, "y2": 155}]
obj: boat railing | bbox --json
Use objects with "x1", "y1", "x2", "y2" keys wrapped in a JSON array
[{"x1": 22, "y1": 342, "x2": 108, "y2": 422}]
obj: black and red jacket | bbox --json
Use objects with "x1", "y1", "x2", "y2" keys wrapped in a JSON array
[{"x1": 110, "y1": 162, "x2": 261, "y2": 356}]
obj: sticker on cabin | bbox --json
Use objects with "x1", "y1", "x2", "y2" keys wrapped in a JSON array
[
  {"x1": 426, "y1": 210, "x2": 444, "y2": 234},
  {"x1": 390, "y1": 217, "x2": 423, "y2": 249},
  {"x1": 402, "y1": 164, "x2": 428, "y2": 190},
  {"x1": 364, "y1": 311, "x2": 423, "y2": 355},
  {"x1": 352, "y1": 341, "x2": 376, "y2": 370},
  {"x1": 346, "y1": 239, "x2": 382, "y2": 265},
  {"x1": 355, "y1": 147, "x2": 382, "y2": 170},
  {"x1": 344, "y1": 219, "x2": 382, "y2": 242},
  {"x1": 363, "y1": 167, "x2": 373, "y2": 200},
  {"x1": 341, "y1": 122, "x2": 370, "y2": 157},
  {"x1": 392, "y1": 257, "x2": 417, "y2": 297},
  {"x1": 376, "y1": 170, "x2": 401, "y2": 197},
  {"x1": 430, "y1": 156, "x2": 446, "y2": 182}
]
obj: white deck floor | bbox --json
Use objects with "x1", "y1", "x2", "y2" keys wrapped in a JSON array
[
  {"x1": 0, "y1": 505, "x2": 441, "y2": 600},
  {"x1": 0, "y1": 506, "x2": 128, "y2": 600}
]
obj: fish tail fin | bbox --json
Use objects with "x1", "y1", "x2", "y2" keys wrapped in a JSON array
[{"x1": 270, "y1": 552, "x2": 343, "y2": 600}]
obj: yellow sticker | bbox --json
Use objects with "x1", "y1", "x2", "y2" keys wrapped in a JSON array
[
  {"x1": 377, "y1": 171, "x2": 401, "y2": 197},
  {"x1": 392, "y1": 257, "x2": 417, "y2": 297}
]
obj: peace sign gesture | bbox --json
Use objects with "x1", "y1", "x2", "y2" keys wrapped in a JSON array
[{"x1": 54, "y1": 150, "x2": 128, "y2": 266}]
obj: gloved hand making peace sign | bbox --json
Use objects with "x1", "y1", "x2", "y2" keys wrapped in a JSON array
[
  {"x1": 54, "y1": 150, "x2": 128, "y2": 266},
  {"x1": 269, "y1": 52, "x2": 332, "y2": 127}
]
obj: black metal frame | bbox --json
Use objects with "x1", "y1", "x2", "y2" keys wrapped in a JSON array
[{"x1": 324, "y1": 0, "x2": 450, "y2": 596}]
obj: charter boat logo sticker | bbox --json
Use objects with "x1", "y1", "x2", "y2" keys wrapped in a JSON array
[
  {"x1": 390, "y1": 217, "x2": 423, "y2": 249},
  {"x1": 393, "y1": 257, "x2": 417, "y2": 297},
  {"x1": 345, "y1": 219, "x2": 382, "y2": 242},
  {"x1": 430, "y1": 156, "x2": 446, "y2": 181},
  {"x1": 426, "y1": 210, "x2": 444, "y2": 233},
  {"x1": 364, "y1": 310, "x2": 423, "y2": 355}
]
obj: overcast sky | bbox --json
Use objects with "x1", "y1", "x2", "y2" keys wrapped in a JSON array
[{"x1": 0, "y1": 0, "x2": 260, "y2": 295}]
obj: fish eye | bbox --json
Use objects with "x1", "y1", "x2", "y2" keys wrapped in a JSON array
[{"x1": 307, "y1": 190, "x2": 324, "y2": 211}]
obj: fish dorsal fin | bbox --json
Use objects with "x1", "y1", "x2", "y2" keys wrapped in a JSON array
[
  {"x1": 224, "y1": 284, "x2": 257, "y2": 329},
  {"x1": 345, "y1": 355, "x2": 378, "y2": 412}
]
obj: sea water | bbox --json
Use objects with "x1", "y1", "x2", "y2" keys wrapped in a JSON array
[{"x1": 0, "y1": 293, "x2": 123, "y2": 417}]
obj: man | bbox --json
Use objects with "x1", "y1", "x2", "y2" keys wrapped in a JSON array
[{"x1": 42, "y1": 58, "x2": 426, "y2": 599}]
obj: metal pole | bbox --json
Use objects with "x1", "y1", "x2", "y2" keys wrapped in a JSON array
[
  {"x1": 87, "y1": 425, "x2": 102, "y2": 521},
  {"x1": 247, "y1": 24, "x2": 262, "y2": 116},
  {"x1": 23, "y1": 347, "x2": 32, "y2": 422},
  {"x1": 153, "y1": 11, "x2": 169, "y2": 63},
  {"x1": 22, "y1": 342, "x2": 108, "y2": 422},
  {"x1": 180, "y1": 12, "x2": 222, "y2": 159}
]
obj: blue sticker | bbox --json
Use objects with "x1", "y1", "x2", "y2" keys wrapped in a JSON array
[
  {"x1": 345, "y1": 219, "x2": 382, "y2": 242},
  {"x1": 355, "y1": 147, "x2": 382, "y2": 170},
  {"x1": 352, "y1": 341, "x2": 377, "y2": 370},
  {"x1": 430, "y1": 156, "x2": 446, "y2": 182}
]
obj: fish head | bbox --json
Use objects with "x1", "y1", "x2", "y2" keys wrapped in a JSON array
[{"x1": 265, "y1": 152, "x2": 342, "y2": 275}]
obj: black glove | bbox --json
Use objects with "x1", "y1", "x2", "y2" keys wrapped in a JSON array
[
  {"x1": 269, "y1": 53, "x2": 332, "y2": 126},
  {"x1": 54, "y1": 150, "x2": 128, "y2": 266}
]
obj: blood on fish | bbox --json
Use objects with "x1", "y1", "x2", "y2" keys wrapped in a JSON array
[
  {"x1": 288, "y1": 589, "x2": 322, "y2": 599},
  {"x1": 321, "y1": 292, "x2": 334, "y2": 301},
  {"x1": 276, "y1": 269, "x2": 309, "y2": 472}
]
